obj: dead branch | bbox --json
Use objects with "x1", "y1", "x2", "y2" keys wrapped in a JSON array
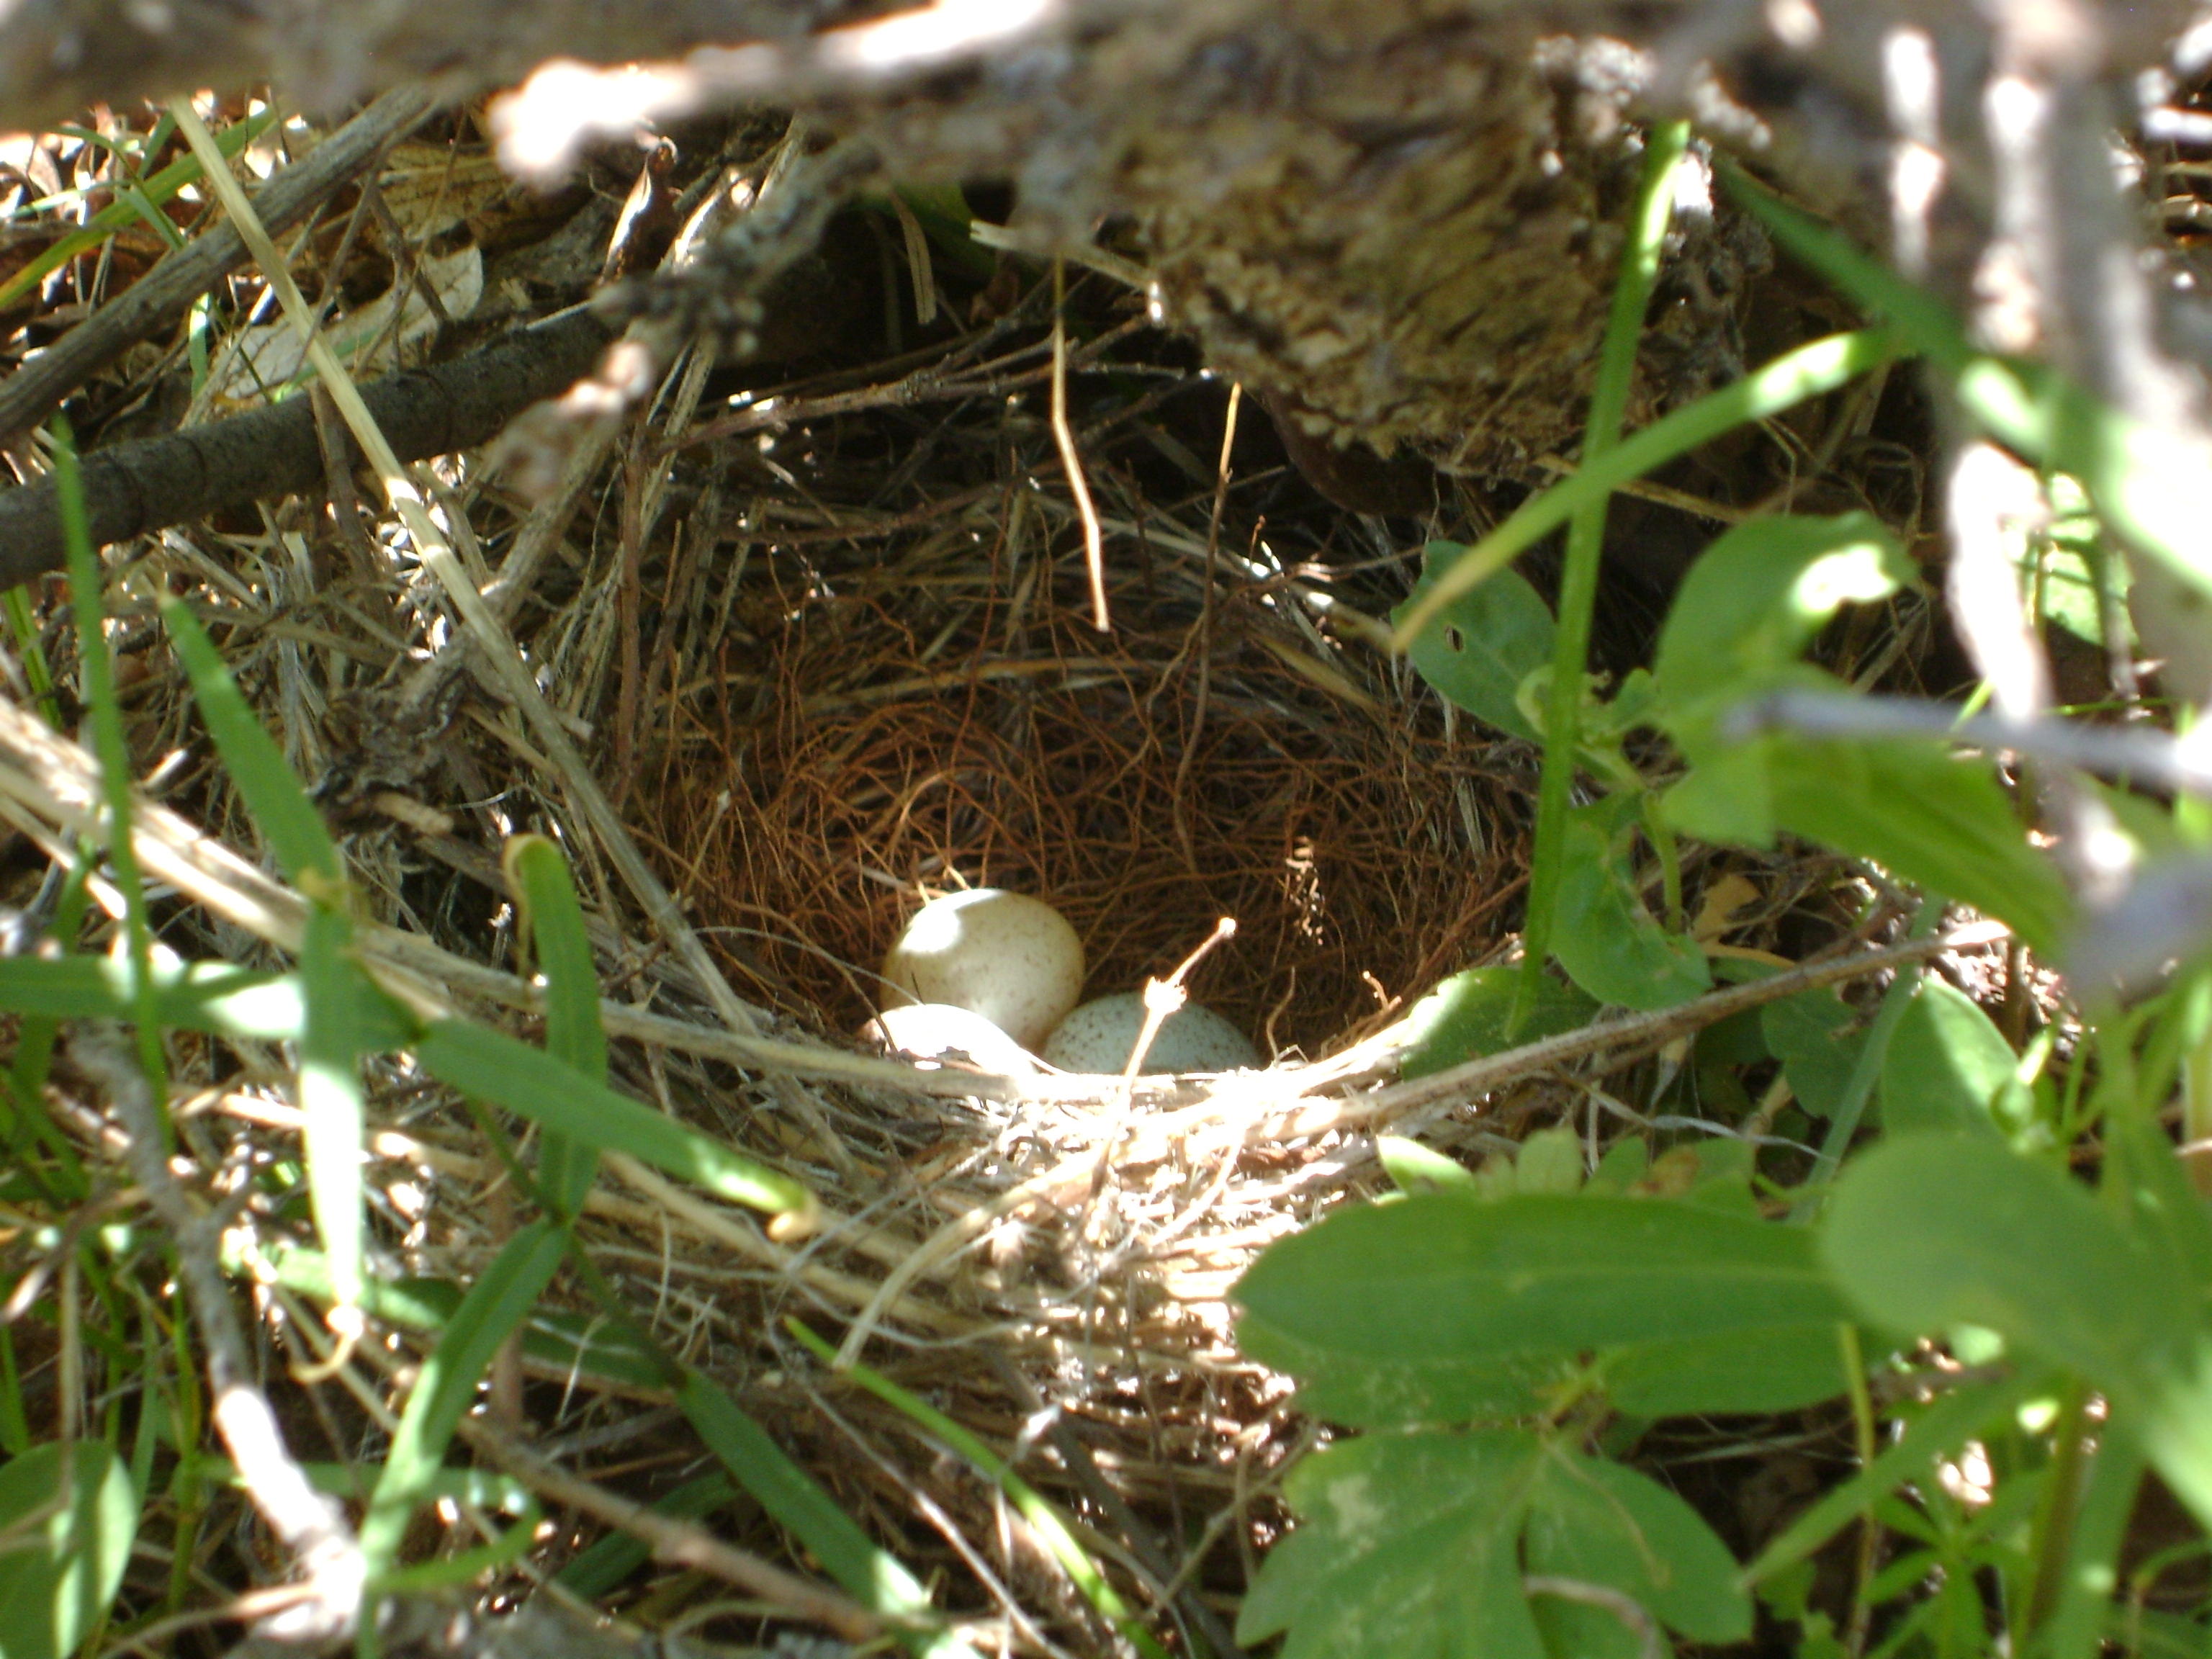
[{"x1": 0, "y1": 305, "x2": 616, "y2": 590}]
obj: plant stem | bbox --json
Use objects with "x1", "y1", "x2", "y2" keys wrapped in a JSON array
[{"x1": 1516, "y1": 120, "x2": 1689, "y2": 1025}]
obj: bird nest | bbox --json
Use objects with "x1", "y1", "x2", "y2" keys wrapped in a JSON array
[
  {"x1": 0, "y1": 110, "x2": 1640, "y2": 1656},
  {"x1": 561, "y1": 369, "x2": 1542, "y2": 1639},
  {"x1": 639, "y1": 491, "x2": 1522, "y2": 1059},
  {"x1": 0, "y1": 253, "x2": 1564, "y2": 1652}
]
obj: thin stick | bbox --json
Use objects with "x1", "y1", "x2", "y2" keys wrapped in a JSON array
[
  {"x1": 453, "y1": 1417, "x2": 884, "y2": 1641},
  {"x1": 1172, "y1": 382, "x2": 1241, "y2": 866},
  {"x1": 1051, "y1": 260, "x2": 1110, "y2": 631},
  {"x1": 76, "y1": 1030, "x2": 366, "y2": 1645}
]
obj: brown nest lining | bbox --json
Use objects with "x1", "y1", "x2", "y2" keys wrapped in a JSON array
[{"x1": 636, "y1": 481, "x2": 1526, "y2": 1060}]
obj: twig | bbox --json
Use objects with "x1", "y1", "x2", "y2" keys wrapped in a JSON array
[
  {"x1": 0, "y1": 305, "x2": 618, "y2": 590},
  {"x1": 73, "y1": 1028, "x2": 367, "y2": 1646},
  {"x1": 490, "y1": 0, "x2": 1076, "y2": 185},
  {"x1": 1733, "y1": 686, "x2": 2212, "y2": 796},
  {"x1": 452, "y1": 1416, "x2": 886, "y2": 1642},
  {"x1": 989, "y1": 1353, "x2": 1251, "y2": 1659},
  {"x1": 1120, "y1": 930, "x2": 1964, "y2": 1158},
  {"x1": 1051, "y1": 261, "x2": 1110, "y2": 631},
  {"x1": 1171, "y1": 382, "x2": 1241, "y2": 868}
]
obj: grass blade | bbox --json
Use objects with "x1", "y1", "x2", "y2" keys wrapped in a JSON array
[
  {"x1": 161, "y1": 596, "x2": 340, "y2": 884},
  {"x1": 0, "y1": 109, "x2": 279, "y2": 311},
  {"x1": 677, "y1": 1371, "x2": 974, "y2": 1658},
  {"x1": 299, "y1": 908, "x2": 372, "y2": 1331},
  {"x1": 554, "y1": 1474, "x2": 737, "y2": 1597},
  {"x1": 503, "y1": 834, "x2": 603, "y2": 1217},
  {"x1": 358, "y1": 1220, "x2": 568, "y2": 1581},
  {"x1": 412, "y1": 1020, "x2": 816, "y2": 1220},
  {"x1": 252, "y1": 1241, "x2": 666, "y2": 1390},
  {"x1": 1722, "y1": 163, "x2": 2212, "y2": 603},
  {"x1": 53, "y1": 417, "x2": 167, "y2": 1101},
  {"x1": 0, "y1": 954, "x2": 416, "y2": 1046}
]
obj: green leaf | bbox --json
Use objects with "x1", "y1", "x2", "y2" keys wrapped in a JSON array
[
  {"x1": 1763, "y1": 989, "x2": 1868, "y2": 1120},
  {"x1": 1587, "y1": 1137, "x2": 1651, "y2": 1192},
  {"x1": 1377, "y1": 1136, "x2": 1480, "y2": 1196},
  {"x1": 1239, "y1": 1428, "x2": 1747, "y2": 1659},
  {"x1": 1552, "y1": 803, "x2": 1710, "y2": 1010},
  {"x1": 1654, "y1": 512, "x2": 1912, "y2": 724},
  {"x1": 1236, "y1": 1311, "x2": 1567, "y2": 1426},
  {"x1": 2103, "y1": 1101, "x2": 2212, "y2": 1297},
  {"x1": 1236, "y1": 1429, "x2": 1549, "y2": 1659},
  {"x1": 1601, "y1": 1323, "x2": 1851, "y2": 1417},
  {"x1": 1398, "y1": 967, "x2": 1596, "y2": 1079},
  {"x1": 162, "y1": 597, "x2": 340, "y2": 884},
  {"x1": 0, "y1": 1440, "x2": 140, "y2": 1659},
  {"x1": 1822, "y1": 1136, "x2": 2212, "y2": 1524},
  {"x1": 1392, "y1": 329, "x2": 1899, "y2": 647},
  {"x1": 1726, "y1": 166, "x2": 2212, "y2": 606},
  {"x1": 413, "y1": 1020, "x2": 813, "y2": 1218},
  {"x1": 1526, "y1": 1452, "x2": 1751, "y2": 1643},
  {"x1": 1396, "y1": 550, "x2": 1554, "y2": 739},
  {"x1": 1879, "y1": 976, "x2": 2026, "y2": 1137},
  {"x1": 2028, "y1": 535, "x2": 2127, "y2": 649},
  {"x1": 1667, "y1": 717, "x2": 2074, "y2": 953},
  {"x1": 1235, "y1": 1193, "x2": 1848, "y2": 1366},
  {"x1": 1822, "y1": 1137, "x2": 2184, "y2": 1384},
  {"x1": 1762, "y1": 732, "x2": 2072, "y2": 956},
  {"x1": 1515, "y1": 1127, "x2": 1587, "y2": 1195},
  {"x1": 505, "y1": 835, "x2": 604, "y2": 1218},
  {"x1": 1743, "y1": 1372, "x2": 2041, "y2": 1583},
  {"x1": 1662, "y1": 739, "x2": 1777, "y2": 846}
]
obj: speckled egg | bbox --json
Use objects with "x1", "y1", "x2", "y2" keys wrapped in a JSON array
[
  {"x1": 862, "y1": 1004, "x2": 1040, "y2": 1076},
  {"x1": 881, "y1": 889, "x2": 1084, "y2": 1051},
  {"x1": 1041, "y1": 992, "x2": 1261, "y2": 1075}
]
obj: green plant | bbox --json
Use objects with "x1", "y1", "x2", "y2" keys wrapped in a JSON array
[{"x1": 1268, "y1": 148, "x2": 2212, "y2": 1658}]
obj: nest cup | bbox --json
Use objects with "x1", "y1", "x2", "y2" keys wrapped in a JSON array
[{"x1": 636, "y1": 487, "x2": 1523, "y2": 1070}]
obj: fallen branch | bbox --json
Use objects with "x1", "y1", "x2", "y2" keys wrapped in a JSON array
[{"x1": 0, "y1": 305, "x2": 616, "y2": 589}]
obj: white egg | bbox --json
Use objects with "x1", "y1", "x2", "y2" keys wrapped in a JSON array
[
  {"x1": 881, "y1": 889, "x2": 1084, "y2": 1051},
  {"x1": 1041, "y1": 992, "x2": 1261, "y2": 1075},
  {"x1": 863, "y1": 1004, "x2": 1040, "y2": 1076}
]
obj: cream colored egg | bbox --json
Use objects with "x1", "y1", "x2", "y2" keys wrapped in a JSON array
[
  {"x1": 1041, "y1": 992, "x2": 1261, "y2": 1075},
  {"x1": 863, "y1": 1004, "x2": 1040, "y2": 1076},
  {"x1": 881, "y1": 889, "x2": 1084, "y2": 1051}
]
